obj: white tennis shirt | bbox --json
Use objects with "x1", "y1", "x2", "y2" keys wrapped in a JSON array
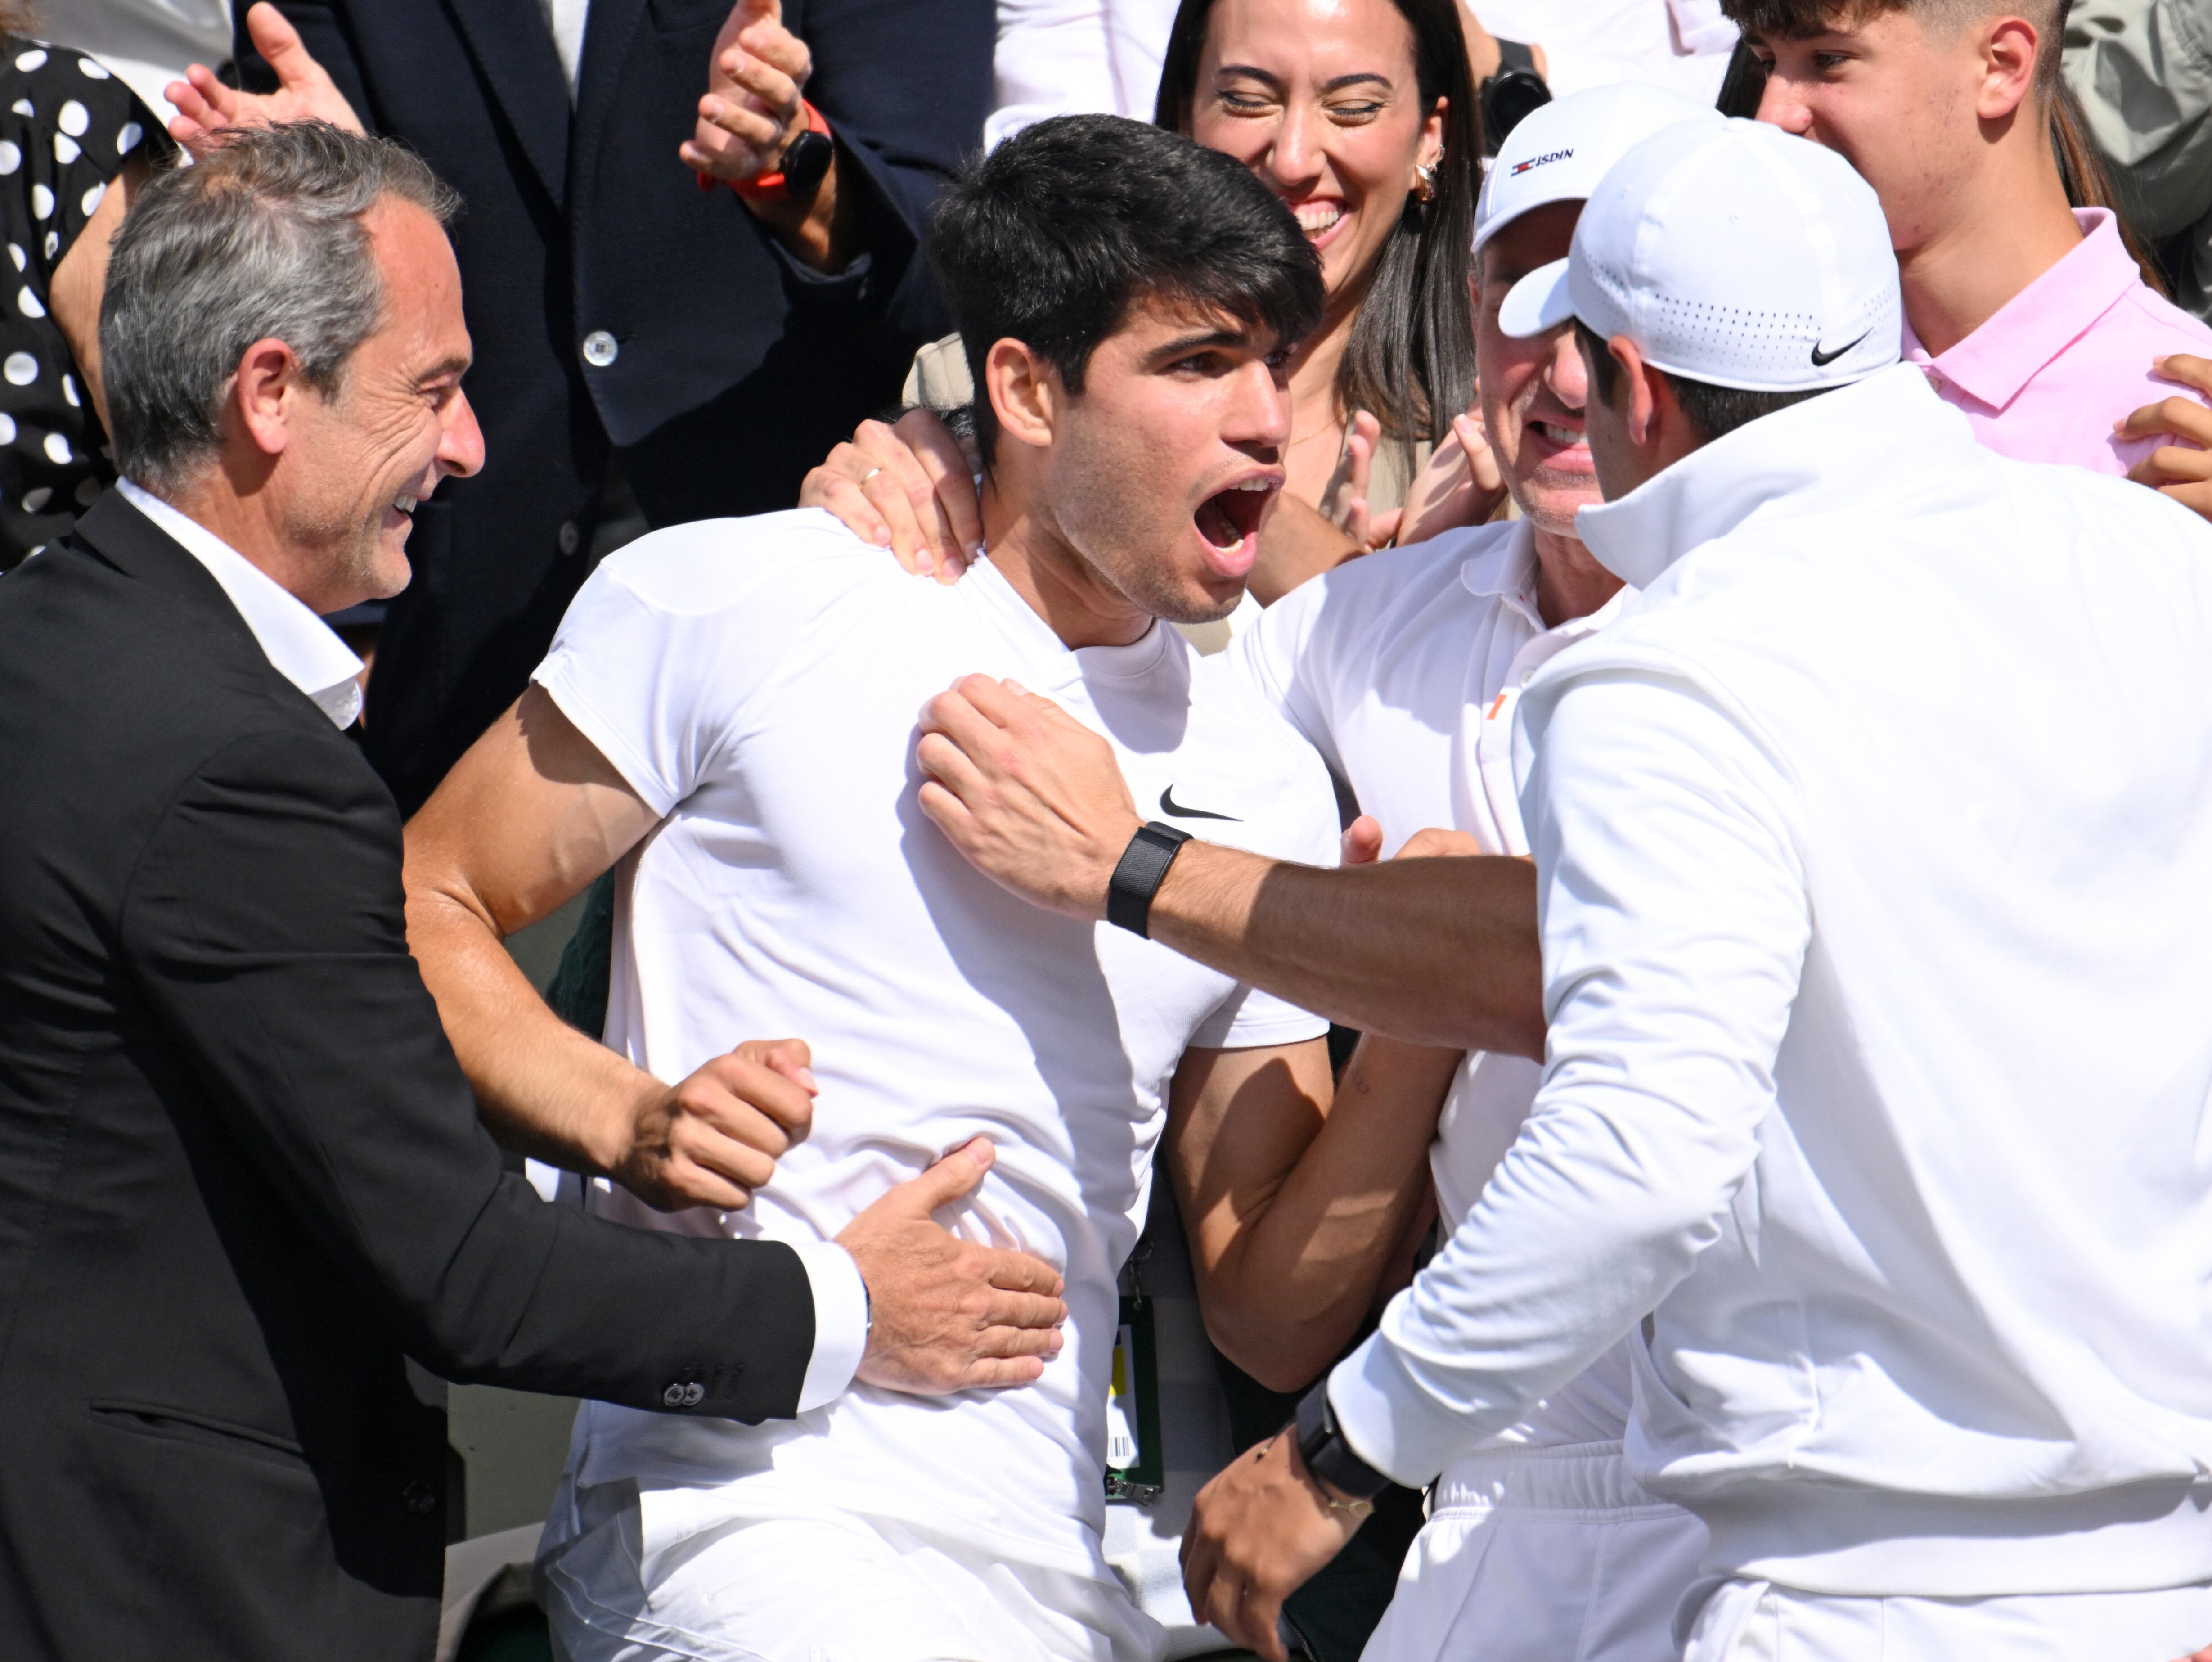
[
  {"x1": 532, "y1": 510, "x2": 1335, "y2": 1589},
  {"x1": 1333, "y1": 365, "x2": 2212, "y2": 1596},
  {"x1": 1231, "y1": 523, "x2": 1637, "y2": 1451}
]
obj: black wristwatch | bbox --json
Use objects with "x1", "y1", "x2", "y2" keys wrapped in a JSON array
[
  {"x1": 778, "y1": 127, "x2": 835, "y2": 201},
  {"x1": 1481, "y1": 37, "x2": 1551, "y2": 155},
  {"x1": 1293, "y1": 1380, "x2": 1389, "y2": 1504},
  {"x1": 1106, "y1": 821, "x2": 1191, "y2": 938}
]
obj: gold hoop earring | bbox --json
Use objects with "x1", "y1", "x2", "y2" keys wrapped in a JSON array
[{"x1": 1413, "y1": 160, "x2": 1438, "y2": 203}]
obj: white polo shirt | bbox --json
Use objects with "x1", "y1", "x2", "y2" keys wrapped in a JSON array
[
  {"x1": 1231, "y1": 523, "x2": 1632, "y2": 1447},
  {"x1": 1332, "y1": 365, "x2": 2212, "y2": 1596},
  {"x1": 531, "y1": 510, "x2": 1335, "y2": 1596}
]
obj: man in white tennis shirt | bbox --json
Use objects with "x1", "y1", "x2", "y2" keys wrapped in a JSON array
[
  {"x1": 401, "y1": 117, "x2": 1343, "y2": 1662},
  {"x1": 1183, "y1": 117, "x2": 2212, "y2": 1661}
]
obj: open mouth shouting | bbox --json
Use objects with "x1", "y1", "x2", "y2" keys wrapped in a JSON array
[{"x1": 1192, "y1": 473, "x2": 1279, "y2": 579}]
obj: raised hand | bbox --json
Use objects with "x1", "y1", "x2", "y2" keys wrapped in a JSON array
[
  {"x1": 1396, "y1": 410, "x2": 1508, "y2": 546},
  {"x1": 166, "y1": 3, "x2": 363, "y2": 154},
  {"x1": 801, "y1": 406, "x2": 984, "y2": 579},
  {"x1": 613, "y1": 1037, "x2": 818, "y2": 1212},
  {"x1": 681, "y1": 0, "x2": 814, "y2": 187},
  {"x1": 1322, "y1": 410, "x2": 1393, "y2": 551},
  {"x1": 2119, "y1": 353, "x2": 2212, "y2": 526},
  {"x1": 837, "y1": 1138, "x2": 1070, "y2": 1392}
]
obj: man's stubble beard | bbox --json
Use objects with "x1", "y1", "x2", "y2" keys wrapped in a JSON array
[{"x1": 1054, "y1": 452, "x2": 1241, "y2": 629}]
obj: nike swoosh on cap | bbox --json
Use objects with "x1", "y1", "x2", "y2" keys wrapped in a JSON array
[
  {"x1": 1810, "y1": 330, "x2": 1871, "y2": 368},
  {"x1": 1159, "y1": 786, "x2": 1239, "y2": 822}
]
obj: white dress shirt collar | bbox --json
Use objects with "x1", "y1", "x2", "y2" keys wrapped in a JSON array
[
  {"x1": 1571, "y1": 364, "x2": 1969, "y2": 591},
  {"x1": 118, "y1": 479, "x2": 365, "y2": 730}
]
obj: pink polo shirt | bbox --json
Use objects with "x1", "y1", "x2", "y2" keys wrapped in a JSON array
[{"x1": 1903, "y1": 208, "x2": 2212, "y2": 475}]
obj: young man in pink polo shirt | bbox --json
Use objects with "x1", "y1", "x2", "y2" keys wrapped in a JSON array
[{"x1": 1731, "y1": 0, "x2": 2212, "y2": 479}]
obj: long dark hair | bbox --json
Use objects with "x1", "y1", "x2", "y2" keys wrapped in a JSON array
[{"x1": 1152, "y1": 0, "x2": 1478, "y2": 450}]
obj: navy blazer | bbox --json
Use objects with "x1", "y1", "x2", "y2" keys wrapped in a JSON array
[{"x1": 250, "y1": 0, "x2": 992, "y2": 811}]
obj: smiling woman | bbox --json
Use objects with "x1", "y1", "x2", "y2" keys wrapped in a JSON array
[{"x1": 1155, "y1": 0, "x2": 1478, "y2": 514}]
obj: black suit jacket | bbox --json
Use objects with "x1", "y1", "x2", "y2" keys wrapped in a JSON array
[
  {"x1": 251, "y1": 0, "x2": 992, "y2": 814},
  {"x1": 0, "y1": 491, "x2": 818, "y2": 1662}
]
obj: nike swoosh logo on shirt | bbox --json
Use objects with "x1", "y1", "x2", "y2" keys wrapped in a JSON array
[
  {"x1": 1810, "y1": 330, "x2": 1870, "y2": 368},
  {"x1": 1160, "y1": 786, "x2": 1240, "y2": 822}
]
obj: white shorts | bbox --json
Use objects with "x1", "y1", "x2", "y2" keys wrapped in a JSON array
[
  {"x1": 536, "y1": 1478, "x2": 1161, "y2": 1662},
  {"x1": 1681, "y1": 1576, "x2": 2212, "y2": 1662},
  {"x1": 1360, "y1": 1441, "x2": 1707, "y2": 1662}
]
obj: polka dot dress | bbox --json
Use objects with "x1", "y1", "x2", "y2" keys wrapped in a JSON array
[{"x1": 0, "y1": 40, "x2": 170, "y2": 571}]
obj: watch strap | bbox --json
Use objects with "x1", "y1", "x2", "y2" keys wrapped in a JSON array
[
  {"x1": 697, "y1": 99, "x2": 832, "y2": 201},
  {"x1": 1494, "y1": 37, "x2": 1538, "y2": 76},
  {"x1": 1106, "y1": 821, "x2": 1192, "y2": 939},
  {"x1": 1294, "y1": 1380, "x2": 1390, "y2": 1501}
]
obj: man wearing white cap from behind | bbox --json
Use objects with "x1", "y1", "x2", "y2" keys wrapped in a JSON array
[{"x1": 1182, "y1": 116, "x2": 2212, "y2": 1661}]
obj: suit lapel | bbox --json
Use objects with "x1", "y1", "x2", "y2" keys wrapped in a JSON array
[
  {"x1": 442, "y1": 0, "x2": 573, "y2": 209},
  {"x1": 71, "y1": 491, "x2": 261, "y2": 653},
  {"x1": 569, "y1": 0, "x2": 651, "y2": 212},
  {"x1": 69, "y1": 492, "x2": 346, "y2": 724}
]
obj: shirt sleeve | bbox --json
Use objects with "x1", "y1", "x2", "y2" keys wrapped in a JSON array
[
  {"x1": 790, "y1": 1240, "x2": 869, "y2": 1410},
  {"x1": 531, "y1": 536, "x2": 756, "y2": 817},
  {"x1": 1189, "y1": 982, "x2": 1329, "y2": 1049},
  {"x1": 1327, "y1": 658, "x2": 1811, "y2": 1484}
]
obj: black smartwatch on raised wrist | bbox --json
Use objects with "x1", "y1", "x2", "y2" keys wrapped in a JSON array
[
  {"x1": 1106, "y1": 821, "x2": 1191, "y2": 938},
  {"x1": 1293, "y1": 1380, "x2": 1389, "y2": 1504}
]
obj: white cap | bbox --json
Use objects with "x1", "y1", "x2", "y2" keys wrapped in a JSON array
[
  {"x1": 1473, "y1": 83, "x2": 1722, "y2": 259},
  {"x1": 1497, "y1": 118, "x2": 1901, "y2": 392}
]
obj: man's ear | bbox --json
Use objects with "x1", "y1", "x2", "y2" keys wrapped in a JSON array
[
  {"x1": 1607, "y1": 334, "x2": 1663, "y2": 449},
  {"x1": 228, "y1": 336, "x2": 305, "y2": 460},
  {"x1": 983, "y1": 338, "x2": 1060, "y2": 454},
  {"x1": 1974, "y1": 14, "x2": 2040, "y2": 123}
]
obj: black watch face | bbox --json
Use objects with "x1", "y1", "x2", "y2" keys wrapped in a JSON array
[{"x1": 782, "y1": 130, "x2": 834, "y2": 198}]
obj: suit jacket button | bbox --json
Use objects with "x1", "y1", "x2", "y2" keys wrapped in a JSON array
[
  {"x1": 680, "y1": 1383, "x2": 705, "y2": 1407},
  {"x1": 558, "y1": 519, "x2": 582, "y2": 556},
  {"x1": 402, "y1": 1481, "x2": 437, "y2": 1516},
  {"x1": 582, "y1": 330, "x2": 620, "y2": 368},
  {"x1": 662, "y1": 1382, "x2": 687, "y2": 1407}
]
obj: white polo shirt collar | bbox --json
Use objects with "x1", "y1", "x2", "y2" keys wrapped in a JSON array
[
  {"x1": 1573, "y1": 364, "x2": 1950, "y2": 591},
  {"x1": 119, "y1": 479, "x2": 365, "y2": 729}
]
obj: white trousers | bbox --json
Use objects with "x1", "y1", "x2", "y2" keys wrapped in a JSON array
[
  {"x1": 537, "y1": 1479, "x2": 1160, "y2": 1662},
  {"x1": 1681, "y1": 1576, "x2": 2212, "y2": 1662},
  {"x1": 1360, "y1": 1441, "x2": 1708, "y2": 1662}
]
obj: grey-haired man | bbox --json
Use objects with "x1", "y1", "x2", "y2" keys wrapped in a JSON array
[{"x1": 0, "y1": 122, "x2": 1061, "y2": 1662}]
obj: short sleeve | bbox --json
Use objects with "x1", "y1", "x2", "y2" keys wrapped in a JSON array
[
  {"x1": 531, "y1": 531, "x2": 758, "y2": 816},
  {"x1": 1188, "y1": 980, "x2": 1328, "y2": 1050}
]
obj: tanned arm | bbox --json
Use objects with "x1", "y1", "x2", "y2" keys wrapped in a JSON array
[
  {"x1": 50, "y1": 155, "x2": 151, "y2": 440},
  {"x1": 1169, "y1": 1035, "x2": 1460, "y2": 1392},
  {"x1": 404, "y1": 686, "x2": 818, "y2": 1210},
  {"x1": 917, "y1": 676, "x2": 1546, "y2": 1056}
]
